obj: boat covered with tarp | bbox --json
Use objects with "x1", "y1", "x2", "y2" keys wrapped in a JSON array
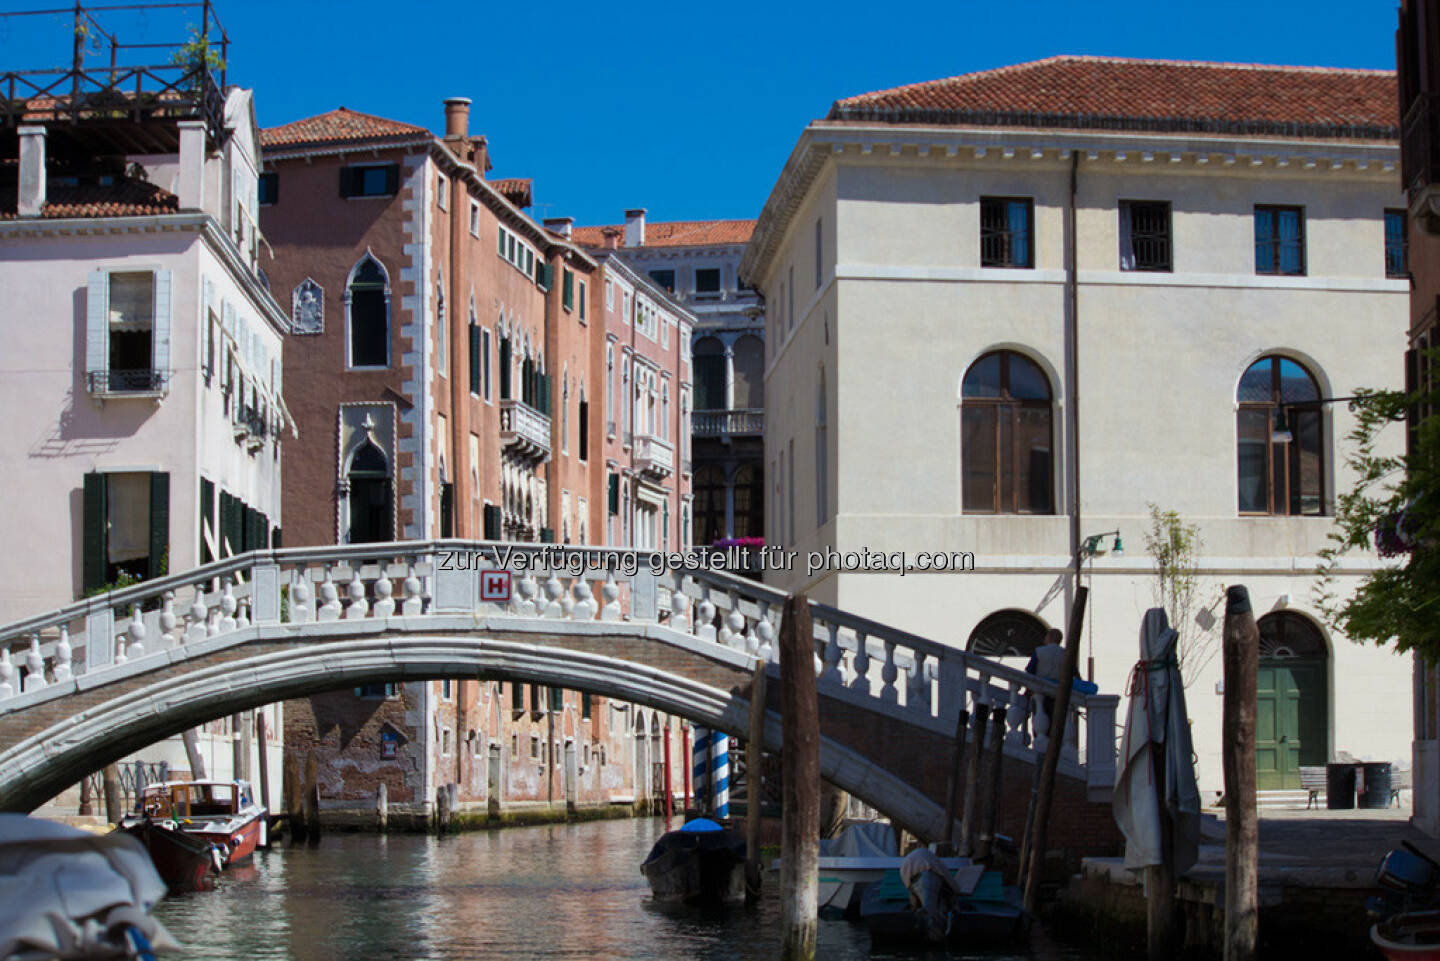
[{"x1": 640, "y1": 818, "x2": 746, "y2": 904}]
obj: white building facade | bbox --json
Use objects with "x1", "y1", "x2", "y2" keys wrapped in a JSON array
[{"x1": 743, "y1": 57, "x2": 1411, "y2": 797}]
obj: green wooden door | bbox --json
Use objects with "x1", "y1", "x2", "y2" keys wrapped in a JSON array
[{"x1": 1257, "y1": 660, "x2": 1327, "y2": 790}]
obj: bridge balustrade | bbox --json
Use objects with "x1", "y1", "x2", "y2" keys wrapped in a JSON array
[{"x1": 0, "y1": 541, "x2": 1116, "y2": 800}]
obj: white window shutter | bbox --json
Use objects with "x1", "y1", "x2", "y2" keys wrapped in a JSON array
[
  {"x1": 152, "y1": 269, "x2": 172, "y2": 382},
  {"x1": 85, "y1": 270, "x2": 109, "y2": 383}
]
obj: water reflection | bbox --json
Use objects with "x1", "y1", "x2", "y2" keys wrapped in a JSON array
[{"x1": 153, "y1": 818, "x2": 1095, "y2": 961}]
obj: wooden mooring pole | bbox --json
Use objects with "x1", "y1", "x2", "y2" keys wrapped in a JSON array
[
  {"x1": 376, "y1": 782, "x2": 388, "y2": 832},
  {"x1": 255, "y1": 711, "x2": 271, "y2": 814},
  {"x1": 102, "y1": 764, "x2": 121, "y2": 824},
  {"x1": 1022, "y1": 585, "x2": 1087, "y2": 913},
  {"x1": 978, "y1": 706, "x2": 1007, "y2": 862},
  {"x1": 959, "y1": 704, "x2": 990, "y2": 857},
  {"x1": 182, "y1": 728, "x2": 207, "y2": 780},
  {"x1": 1223, "y1": 586, "x2": 1260, "y2": 961},
  {"x1": 779, "y1": 594, "x2": 819, "y2": 961},
  {"x1": 746, "y1": 663, "x2": 767, "y2": 902},
  {"x1": 942, "y1": 707, "x2": 970, "y2": 852}
]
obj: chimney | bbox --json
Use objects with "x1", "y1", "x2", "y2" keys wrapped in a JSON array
[
  {"x1": 544, "y1": 216, "x2": 574, "y2": 239},
  {"x1": 624, "y1": 208, "x2": 646, "y2": 247},
  {"x1": 176, "y1": 120, "x2": 206, "y2": 210},
  {"x1": 443, "y1": 97, "x2": 471, "y2": 140},
  {"x1": 17, "y1": 125, "x2": 46, "y2": 217},
  {"x1": 602, "y1": 226, "x2": 622, "y2": 250}
]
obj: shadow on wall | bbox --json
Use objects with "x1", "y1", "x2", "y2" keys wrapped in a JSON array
[{"x1": 27, "y1": 286, "x2": 156, "y2": 460}]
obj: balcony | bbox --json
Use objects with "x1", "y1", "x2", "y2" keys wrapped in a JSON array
[
  {"x1": 1404, "y1": 92, "x2": 1440, "y2": 226},
  {"x1": 87, "y1": 369, "x2": 167, "y2": 399},
  {"x1": 693, "y1": 408, "x2": 764, "y2": 438},
  {"x1": 634, "y1": 433, "x2": 674, "y2": 479},
  {"x1": 500, "y1": 399, "x2": 551, "y2": 462}
]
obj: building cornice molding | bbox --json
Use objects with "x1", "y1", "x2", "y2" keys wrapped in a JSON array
[
  {"x1": 262, "y1": 137, "x2": 434, "y2": 162},
  {"x1": 740, "y1": 122, "x2": 1402, "y2": 287}
]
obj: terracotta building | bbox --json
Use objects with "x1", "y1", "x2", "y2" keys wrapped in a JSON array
[{"x1": 258, "y1": 100, "x2": 692, "y2": 824}]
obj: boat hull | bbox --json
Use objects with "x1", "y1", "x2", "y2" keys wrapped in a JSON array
[
  {"x1": 640, "y1": 827, "x2": 747, "y2": 905},
  {"x1": 121, "y1": 820, "x2": 218, "y2": 892},
  {"x1": 1373, "y1": 911, "x2": 1440, "y2": 960},
  {"x1": 189, "y1": 814, "x2": 264, "y2": 866}
]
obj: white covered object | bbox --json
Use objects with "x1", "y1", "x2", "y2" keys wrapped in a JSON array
[{"x1": 0, "y1": 815, "x2": 177, "y2": 959}]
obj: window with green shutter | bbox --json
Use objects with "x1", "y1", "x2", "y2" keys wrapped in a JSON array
[
  {"x1": 549, "y1": 687, "x2": 564, "y2": 712},
  {"x1": 82, "y1": 472, "x2": 107, "y2": 594},
  {"x1": 608, "y1": 474, "x2": 619, "y2": 515},
  {"x1": 148, "y1": 472, "x2": 168, "y2": 579},
  {"x1": 468, "y1": 323, "x2": 481, "y2": 395}
]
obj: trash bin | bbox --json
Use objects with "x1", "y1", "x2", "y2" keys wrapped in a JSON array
[
  {"x1": 1326, "y1": 762, "x2": 1357, "y2": 809},
  {"x1": 1360, "y1": 762, "x2": 1393, "y2": 809}
]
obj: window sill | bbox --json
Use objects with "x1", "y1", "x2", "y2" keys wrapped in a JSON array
[{"x1": 347, "y1": 364, "x2": 391, "y2": 372}]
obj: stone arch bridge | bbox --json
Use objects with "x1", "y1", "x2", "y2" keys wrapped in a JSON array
[{"x1": 0, "y1": 541, "x2": 1120, "y2": 851}]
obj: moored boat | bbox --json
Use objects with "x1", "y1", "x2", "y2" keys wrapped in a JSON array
[
  {"x1": 121, "y1": 779, "x2": 266, "y2": 890},
  {"x1": 1373, "y1": 911, "x2": 1440, "y2": 960},
  {"x1": 859, "y1": 849, "x2": 1024, "y2": 947},
  {"x1": 640, "y1": 818, "x2": 746, "y2": 904}
]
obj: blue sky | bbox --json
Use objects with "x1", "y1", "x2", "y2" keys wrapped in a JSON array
[{"x1": 0, "y1": 0, "x2": 1400, "y2": 227}]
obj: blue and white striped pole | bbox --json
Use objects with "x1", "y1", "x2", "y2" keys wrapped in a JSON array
[
  {"x1": 713, "y1": 734, "x2": 730, "y2": 820},
  {"x1": 692, "y1": 726, "x2": 710, "y2": 814}
]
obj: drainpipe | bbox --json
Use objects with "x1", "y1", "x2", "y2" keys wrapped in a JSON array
[{"x1": 1066, "y1": 150, "x2": 1082, "y2": 591}]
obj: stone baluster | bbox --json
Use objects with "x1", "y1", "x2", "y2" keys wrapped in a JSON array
[
  {"x1": 819, "y1": 622, "x2": 843, "y2": 685},
  {"x1": 599, "y1": 576, "x2": 622, "y2": 622},
  {"x1": 160, "y1": 593, "x2": 178, "y2": 648},
  {"x1": 744, "y1": 618, "x2": 760, "y2": 655},
  {"x1": 572, "y1": 578, "x2": 597, "y2": 621},
  {"x1": 541, "y1": 574, "x2": 568, "y2": 619},
  {"x1": 401, "y1": 568, "x2": 423, "y2": 616},
  {"x1": 126, "y1": 606, "x2": 147, "y2": 660},
  {"x1": 850, "y1": 630, "x2": 871, "y2": 693},
  {"x1": 695, "y1": 597, "x2": 716, "y2": 642},
  {"x1": 206, "y1": 609, "x2": 221, "y2": 636},
  {"x1": 755, "y1": 617, "x2": 775, "y2": 661},
  {"x1": 0, "y1": 648, "x2": 14, "y2": 698},
  {"x1": 373, "y1": 569, "x2": 396, "y2": 618},
  {"x1": 879, "y1": 639, "x2": 900, "y2": 704},
  {"x1": 669, "y1": 589, "x2": 691, "y2": 634},
  {"x1": 514, "y1": 574, "x2": 540, "y2": 617},
  {"x1": 235, "y1": 599, "x2": 251, "y2": 630},
  {"x1": 115, "y1": 631, "x2": 128, "y2": 665},
  {"x1": 722, "y1": 610, "x2": 746, "y2": 650},
  {"x1": 289, "y1": 576, "x2": 314, "y2": 623},
  {"x1": 186, "y1": 588, "x2": 209, "y2": 643},
  {"x1": 907, "y1": 650, "x2": 930, "y2": 715},
  {"x1": 717, "y1": 606, "x2": 737, "y2": 647},
  {"x1": 53, "y1": 627, "x2": 73, "y2": 683},
  {"x1": 317, "y1": 570, "x2": 342, "y2": 622},
  {"x1": 344, "y1": 569, "x2": 369, "y2": 620},
  {"x1": 23, "y1": 635, "x2": 47, "y2": 692},
  {"x1": 219, "y1": 584, "x2": 238, "y2": 632}
]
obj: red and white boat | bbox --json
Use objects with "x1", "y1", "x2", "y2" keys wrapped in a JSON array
[{"x1": 122, "y1": 779, "x2": 266, "y2": 890}]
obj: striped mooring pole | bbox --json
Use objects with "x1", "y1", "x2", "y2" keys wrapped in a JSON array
[
  {"x1": 713, "y1": 733, "x2": 731, "y2": 820},
  {"x1": 692, "y1": 726, "x2": 710, "y2": 814}
]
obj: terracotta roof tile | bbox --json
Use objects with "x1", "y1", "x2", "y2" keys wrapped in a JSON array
[
  {"x1": 571, "y1": 219, "x2": 756, "y2": 249},
  {"x1": 0, "y1": 180, "x2": 179, "y2": 220},
  {"x1": 489, "y1": 177, "x2": 532, "y2": 208},
  {"x1": 827, "y1": 56, "x2": 1397, "y2": 139},
  {"x1": 261, "y1": 107, "x2": 431, "y2": 149}
]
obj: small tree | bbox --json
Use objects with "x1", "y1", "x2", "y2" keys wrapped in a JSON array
[
  {"x1": 1144, "y1": 503, "x2": 1213, "y2": 687},
  {"x1": 171, "y1": 25, "x2": 224, "y2": 91},
  {"x1": 1316, "y1": 377, "x2": 1440, "y2": 658}
]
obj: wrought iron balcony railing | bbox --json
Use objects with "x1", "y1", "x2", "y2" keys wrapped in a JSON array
[{"x1": 87, "y1": 369, "x2": 167, "y2": 395}]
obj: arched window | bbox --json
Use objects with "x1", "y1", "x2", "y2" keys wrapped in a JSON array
[
  {"x1": 693, "y1": 337, "x2": 726, "y2": 410},
  {"x1": 694, "y1": 466, "x2": 724, "y2": 546},
  {"x1": 967, "y1": 610, "x2": 1048, "y2": 657},
  {"x1": 961, "y1": 350, "x2": 1053, "y2": 514},
  {"x1": 347, "y1": 255, "x2": 389, "y2": 368},
  {"x1": 347, "y1": 442, "x2": 392, "y2": 543},
  {"x1": 732, "y1": 335, "x2": 764, "y2": 408},
  {"x1": 732, "y1": 465, "x2": 763, "y2": 540},
  {"x1": 1237, "y1": 355, "x2": 1324, "y2": 516}
]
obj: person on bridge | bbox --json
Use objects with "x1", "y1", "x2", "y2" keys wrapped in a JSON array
[{"x1": 1024, "y1": 629, "x2": 1064, "y2": 736}]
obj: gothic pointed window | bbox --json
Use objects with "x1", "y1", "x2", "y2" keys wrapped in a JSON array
[
  {"x1": 347, "y1": 256, "x2": 389, "y2": 368},
  {"x1": 961, "y1": 350, "x2": 1054, "y2": 514},
  {"x1": 347, "y1": 442, "x2": 392, "y2": 543}
]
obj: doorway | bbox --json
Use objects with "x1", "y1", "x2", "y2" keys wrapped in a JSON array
[{"x1": 1255, "y1": 612, "x2": 1329, "y2": 791}]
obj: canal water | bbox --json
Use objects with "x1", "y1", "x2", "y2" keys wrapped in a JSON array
[{"x1": 153, "y1": 818, "x2": 1098, "y2": 960}]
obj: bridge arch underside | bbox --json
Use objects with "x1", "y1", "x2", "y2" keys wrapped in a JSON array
[{"x1": 0, "y1": 627, "x2": 958, "y2": 837}]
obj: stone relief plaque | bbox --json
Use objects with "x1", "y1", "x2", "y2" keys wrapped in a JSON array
[{"x1": 292, "y1": 278, "x2": 324, "y2": 334}]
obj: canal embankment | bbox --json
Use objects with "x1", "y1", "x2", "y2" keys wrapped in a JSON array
[{"x1": 1051, "y1": 806, "x2": 1422, "y2": 959}]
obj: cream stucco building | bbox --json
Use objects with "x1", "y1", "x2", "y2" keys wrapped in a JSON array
[{"x1": 742, "y1": 56, "x2": 1412, "y2": 798}]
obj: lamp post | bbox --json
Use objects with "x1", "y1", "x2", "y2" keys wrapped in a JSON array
[{"x1": 1078, "y1": 530, "x2": 1123, "y2": 683}]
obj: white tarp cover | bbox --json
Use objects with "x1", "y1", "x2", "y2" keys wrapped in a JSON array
[
  {"x1": 0, "y1": 815, "x2": 177, "y2": 959},
  {"x1": 1112, "y1": 608, "x2": 1202, "y2": 874},
  {"x1": 819, "y1": 821, "x2": 897, "y2": 859}
]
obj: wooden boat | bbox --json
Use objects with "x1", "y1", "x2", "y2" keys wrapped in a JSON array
[
  {"x1": 771, "y1": 824, "x2": 971, "y2": 918},
  {"x1": 640, "y1": 818, "x2": 746, "y2": 904},
  {"x1": 1373, "y1": 911, "x2": 1440, "y2": 960},
  {"x1": 121, "y1": 779, "x2": 266, "y2": 889}
]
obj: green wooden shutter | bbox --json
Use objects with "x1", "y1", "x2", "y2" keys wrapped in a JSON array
[
  {"x1": 148, "y1": 472, "x2": 169, "y2": 580},
  {"x1": 499, "y1": 338, "x2": 511, "y2": 399},
  {"x1": 199, "y1": 477, "x2": 214, "y2": 564},
  {"x1": 539, "y1": 526, "x2": 555, "y2": 543},
  {"x1": 82, "y1": 472, "x2": 107, "y2": 594},
  {"x1": 469, "y1": 324, "x2": 481, "y2": 394},
  {"x1": 271, "y1": 527, "x2": 282, "y2": 549},
  {"x1": 339, "y1": 167, "x2": 355, "y2": 197},
  {"x1": 562, "y1": 269, "x2": 574, "y2": 310},
  {"x1": 483, "y1": 504, "x2": 501, "y2": 539}
]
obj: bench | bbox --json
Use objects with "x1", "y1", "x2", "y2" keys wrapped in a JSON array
[{"x1": 1300, "y1": 766, "x2": 1326, "y2": 809}]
